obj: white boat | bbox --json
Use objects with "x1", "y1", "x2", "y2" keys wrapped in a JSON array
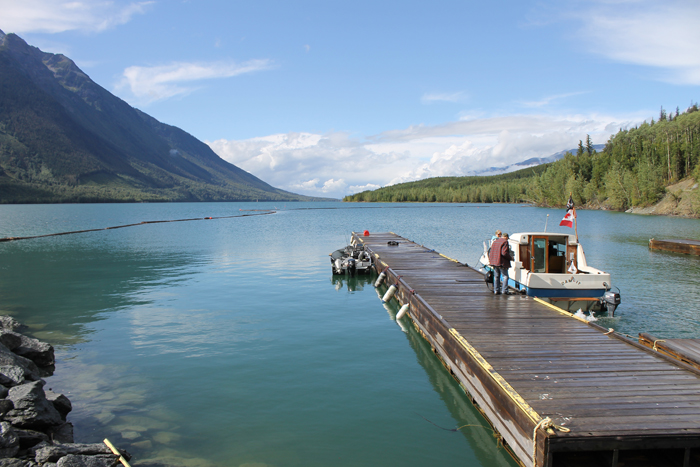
[
  {"x1": 329, "y1": 243, "x2": 373, "y2": 276},
  {"x1": 479, "y1": 232, "x2": 621, "y2": 315}
]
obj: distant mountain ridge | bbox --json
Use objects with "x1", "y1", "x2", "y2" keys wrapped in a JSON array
[
  {"x1": 466, "y1": 144, "x2": 606, "y2": 177},
  {"x1": 0, "y1": 29, "x2": 320, "y2": 203}
]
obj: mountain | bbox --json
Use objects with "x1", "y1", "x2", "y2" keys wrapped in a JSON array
[
  {"x1": 462, "y1": 144, "x2": 606, "y2": 177},
  {"x1": 0, "y1": 30, "x2": 322, "y2": 203}
]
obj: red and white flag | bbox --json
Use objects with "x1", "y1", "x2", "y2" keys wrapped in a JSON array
[
  {"x1": 559, "y1": 194, "x2": 576, "y2": 228},
  {"x1": 560, "y1": 208, "x2": 576, "y2": 227}
]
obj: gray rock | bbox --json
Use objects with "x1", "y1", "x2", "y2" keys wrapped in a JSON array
[
  {"x1": 35, "y1": 443, "x2": 116, "y2": 464},
  {"x1": 0, "y1": 400, "x2": 13, "y2": 417},
  {"x1": 0, "y1": 422, "x2": 19, "y2": 458},
  {"x1": 0, "y1": 367, "x2": 25, "y2": 387},
  {"x1": 0, "y1": 345, "x2": 40, "y2": 383},
  {"x1": 5, "y1": 382, "x2": 62, "y2": 429},
  {"x1": 0, "y1": 384, "x2": 8, "y2": 398},
  {"x1": 47, "y1": 423, "x2": 74, "y2": 444},
  {"x1": 62, "y1": 444, "x2": 113, "y2": 456},
  {"x1": 34, "y1": 445, "x2": 67, "y2": 464},
  {"x1": 0, "y1": 334, "x2": 20, "y2": 352},
  {"x1": 8, "y1": 334, "x2": 54, "y2": 368},
  {"x1": 12, "y1": 428, "x2": 48, "y2": 450},
  {"x1": 37, "y1": 364, "x2": 55, "y2": 378},
  {"x1": 0, "y1": 459, "x2": 27, "y2": 467},
  {"x1": 56, "y1": 455, "x2": 119, "y2": 467},
  {"x1": 0, "y1": 318, "x2": 26, "y2": 334},
  {"x1": 45, "y1": 391, "x2": 72, "y2": 419}
]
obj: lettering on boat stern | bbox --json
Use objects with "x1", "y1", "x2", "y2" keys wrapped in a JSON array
[{"x1": 561, "y1": 276, "x2": 581, "y2": 286}]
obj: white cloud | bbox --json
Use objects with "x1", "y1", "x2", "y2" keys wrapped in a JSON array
[
  {"x1": 569, "y1": 0, "x2": 700, "y2": 85},
  {"x1": 208, "y1": 112, "x2": 644, "y2": 199},
  {"x1": 518, "y1": 92, "x2": 587, "y2": 108},
  {"x1": 116, "y1": 59, "x2": 273, "y2": 103},
  {"x1": 208, "y1": 132, "x2": 405, "y2": 199},
  {"x1": 421, "y1": 91, "x2": 466, "y2": 104},
  {"x1": 0, "y1": 0, "x2": 153, "y2": 34}
]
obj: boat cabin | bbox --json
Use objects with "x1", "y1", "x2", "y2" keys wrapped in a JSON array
[{"x1": 509, "y1": 233, "x2": 579, "y2": 274}]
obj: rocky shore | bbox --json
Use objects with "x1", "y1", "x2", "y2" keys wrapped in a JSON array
[{"x1": 0, "y1": 316, "x2": 130, "y2": 467}]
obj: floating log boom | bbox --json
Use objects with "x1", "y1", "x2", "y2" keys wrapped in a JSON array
[{"x1": 355, "y1": 232, "x2": 700, "y2": 467}]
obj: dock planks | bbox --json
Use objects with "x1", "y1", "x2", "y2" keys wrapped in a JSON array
[
  {"x1": 639, "y1": 333, "x2": 700, "y2": 372},
  {"x1": 355, "y1": 232, "x2": 700, "y2": 467}
]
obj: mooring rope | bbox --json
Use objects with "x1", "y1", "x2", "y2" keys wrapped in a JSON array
[
  {"x1": 0, "y1": 211, "x2": 275, "y2": 243},
  {"x1": 532, "y1": 417, "x2": 570, "y2": 467},
  {"x1": 653, "y1": 339, "x2": 667, "y2": 351},
  {"x1": 416, "y1": 413, "x2": 493, "y2": 434}
]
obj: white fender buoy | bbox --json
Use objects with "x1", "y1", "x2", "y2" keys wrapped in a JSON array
[
  {"x1": 396, "y1": 304, "x2": 409, "y2": 320},
  {"x1": 381, "y1": 284, "x2": 397, "y2": 302},
  {"x1": 374, "y1": 271, "x2": 386, "y2": 287}
]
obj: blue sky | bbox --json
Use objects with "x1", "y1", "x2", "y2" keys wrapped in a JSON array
[{"x1": 2, "y1": 0, "x2": 699, "y2": 198}]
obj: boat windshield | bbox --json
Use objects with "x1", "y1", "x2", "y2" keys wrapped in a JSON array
[
  {"x1": 529, "y1": 235, "x2": 570, "y2": 274},
  {"x1": 533, "y1": 238, "x2": 546, "y2": 273}
]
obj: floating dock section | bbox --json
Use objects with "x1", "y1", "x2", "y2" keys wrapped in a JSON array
[
  {"x1": 355, "y1": 232, "x2": 700, "y2": 467},
  {"x1": 640, "y1": 333, "x2": 700, "y2": 372},
  {"x1": 649, "y1": 238, "x2": 700, "y2": 256}
]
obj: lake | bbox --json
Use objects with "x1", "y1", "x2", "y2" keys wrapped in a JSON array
[{"x1": 0, "y1": 202, "x2": 698, "y2": 467}]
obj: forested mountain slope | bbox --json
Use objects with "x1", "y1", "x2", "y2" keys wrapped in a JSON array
[
  {"x1": 0, "y1": 30, "x2": 318, "y2": 203},
  {"x1": 346, "y1": 105, "x2": 700, "y2": 216}
]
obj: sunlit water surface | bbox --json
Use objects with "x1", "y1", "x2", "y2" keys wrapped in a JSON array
[{"x1": 0, "y1": 202, "x2": 698, "y2": 467}]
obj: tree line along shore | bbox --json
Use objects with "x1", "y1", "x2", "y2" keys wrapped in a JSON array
[{"x1": 344, "y1": 103, "x2": 700, "y2": 218}]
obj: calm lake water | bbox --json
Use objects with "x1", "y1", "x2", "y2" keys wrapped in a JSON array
[{"x1": 0, "y1": 202, "x2": 698, "y2": 467}]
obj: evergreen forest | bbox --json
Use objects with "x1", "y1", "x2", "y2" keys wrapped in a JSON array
[{"x1": 344, "y1": 103, "x2": 700, "y2": 214}]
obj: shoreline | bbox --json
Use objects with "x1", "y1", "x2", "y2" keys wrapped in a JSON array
[
  {"x1": 342, "y1": 177, "x2": 700, "y2": 220},
  {"x1": 0, "y1": 315, "x2": 131, "y2": 466}
]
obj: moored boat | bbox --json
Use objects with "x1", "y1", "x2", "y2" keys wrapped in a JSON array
[
  {"x1": 329, "y1": 243, "x2": 373, "y2": 275},
  {"x1": 479, "y1": 231, "x2": 621, "y2": 315}
]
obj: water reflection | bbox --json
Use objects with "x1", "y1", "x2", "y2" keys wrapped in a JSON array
[
  {"x1": 330, "y1": 274, "x2": 375, "y2": 293},
  {"x1": 0, "y1": 236, "x2": 201, "y2": 346},
  {"x1": 392, "y1": 302, "x2": 518, "y2": 467}
]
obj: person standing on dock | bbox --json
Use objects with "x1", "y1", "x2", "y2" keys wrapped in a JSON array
[{"x1": 488, "y1": 233, "x2": 512, "y2": 295}]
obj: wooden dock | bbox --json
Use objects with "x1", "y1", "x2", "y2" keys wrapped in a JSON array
[
  {"x1": 640, "y1": 333, "x2": 700, "y2": 372},
  {"x1": 649, "y1": 238, "x2": 700, "y2": 256},
  {"x1": 354, "y1": 232, "x2": 700, "y2": 467}
]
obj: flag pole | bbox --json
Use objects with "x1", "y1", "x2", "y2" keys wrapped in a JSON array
[{"x1": 573, "y1": 207, "x2": 578, "y2": 243}]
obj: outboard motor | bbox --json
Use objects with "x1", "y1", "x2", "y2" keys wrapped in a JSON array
[
  {"x1": 347, "y1": 258, "x2": 357, "y2": 277},
  {"x1": 601, "y1": 289, "x2": 621, "y2": 317}
]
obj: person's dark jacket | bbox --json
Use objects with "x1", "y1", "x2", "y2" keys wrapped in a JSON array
[{"x1": 488, "y1": 238, "x2": 512, "y2": 267}]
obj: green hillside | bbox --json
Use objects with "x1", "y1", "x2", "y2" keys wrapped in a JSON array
[
  {"x1": 345, "y1": 104, "x2": 700, "y2": 215},
  {"x1": 0, "y1": 31, "x2": 322, "y2": 203}
]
